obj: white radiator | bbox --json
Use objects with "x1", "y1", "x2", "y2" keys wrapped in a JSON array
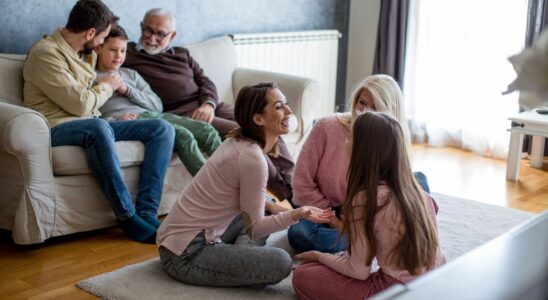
[{"x1": 232, "y1": 30, "x2": 341, "y2": 118}]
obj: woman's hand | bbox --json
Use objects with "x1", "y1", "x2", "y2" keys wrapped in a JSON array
[
  {"x1": 295, "y1": 250, "x2": 321, "y2": 263},
  {"x1": 292, "y1": 206, "x2": 335, "y2": 223}
]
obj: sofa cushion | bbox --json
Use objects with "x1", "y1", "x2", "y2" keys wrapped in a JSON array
[
  {"x1": 184, "y1": 36, "x2": 237, "y2": 105},
  {"x1": 0, "y1": 54, "x2": 26, "y2": 106},
  {"x1": 52, "y1": 141, "x2": 145, "y2": 176}
]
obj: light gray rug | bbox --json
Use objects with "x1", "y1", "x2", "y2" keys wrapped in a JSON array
[{"x1": 77, "y1": 193, "x2": 537, "y2": 300}]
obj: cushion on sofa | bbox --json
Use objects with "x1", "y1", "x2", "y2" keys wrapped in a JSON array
[
  {"x1": 184, "y1": 36, "x2": 237, "y2": 105},
  {"x1": 0, "y1": 54, "x2": 25, "y2": 106},
  {"x1": 52, "y1": 141, "x2": 145, "y2": 175}
]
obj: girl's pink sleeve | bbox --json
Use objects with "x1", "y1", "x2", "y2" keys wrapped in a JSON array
[{"x1": 318, "y1": 193, "x2": 372, "y2": 280}]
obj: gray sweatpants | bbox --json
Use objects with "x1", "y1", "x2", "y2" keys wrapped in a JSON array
[{"x1": 159, "y1": 215, "x2": 292, "y2": 287}]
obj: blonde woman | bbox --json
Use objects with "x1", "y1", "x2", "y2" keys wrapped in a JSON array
[{"x1": 288, "y1": 74, "x2": 429, "y2": 253}]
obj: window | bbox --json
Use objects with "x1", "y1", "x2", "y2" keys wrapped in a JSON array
[{"x1": 403, "y1": 0, "x2": 528, "y2": 158}]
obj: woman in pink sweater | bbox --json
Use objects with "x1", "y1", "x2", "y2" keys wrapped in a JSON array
[
  {"x1": 292, "y1": 112, "x2": 445, "y2": 299},
  {"x1": 289, "y1": 74, "x2": 429, "y2": 253},
  {"x1": 157, "y1": 82, "x2": 334, "y2": 287}
]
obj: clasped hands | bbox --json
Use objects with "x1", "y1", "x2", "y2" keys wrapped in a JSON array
[{"x1": 97, "y1": 71, "x2": 125, "y2": 93}]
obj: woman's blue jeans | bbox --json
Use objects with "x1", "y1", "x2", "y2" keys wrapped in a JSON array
[
  {"x1": 414, "y1": 171, "x2": 430, "y2": 194},
  {"x1": 288, "y1": 219, "x2": 348, "y2": 253},
  {"x1": 50, "y1": 118, "x2": 175, "y2": 220},
  {"x1": 287, "y1": 171, "x2": 431, "y2": 253}
]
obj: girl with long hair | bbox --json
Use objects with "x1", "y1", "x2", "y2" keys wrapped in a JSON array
[{"x1": 292, "y1": 112, "x2": 445, "y2": 299}]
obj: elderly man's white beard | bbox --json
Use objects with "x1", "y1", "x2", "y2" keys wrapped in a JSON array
[
  {"x1": 144, "y1": 47, "x2": 163, "y2": 55},
  {"x1": 139, "y1": 39, "x2": 167, "y2": 55}
]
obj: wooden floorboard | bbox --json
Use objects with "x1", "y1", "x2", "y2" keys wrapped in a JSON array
[
  {"x1": 1, "y1": 145, "x2": 547, "y2": 299},
  {"x1": 410, "y1": 144, "x2": 548, "y2": 213}
]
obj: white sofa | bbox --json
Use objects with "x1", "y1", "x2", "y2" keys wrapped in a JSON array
[{"x1": 0, "y1": 36, "x2": 320, "y2": 245}]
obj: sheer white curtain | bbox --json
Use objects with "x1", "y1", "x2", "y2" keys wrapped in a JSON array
[{"x1": 404, "y1": 0, "x2": 528, "y2": 158}]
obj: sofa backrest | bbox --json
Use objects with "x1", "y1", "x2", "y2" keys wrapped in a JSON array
[
  {"x1": 184, "y1": 36, "x2": 237, "y2": 105},
  {"x1": 0, "y1": 36, "x2": 238, "y2": 107},
  {"x1": 0, "y1": 54, "x2": 26, "y2": 106}
]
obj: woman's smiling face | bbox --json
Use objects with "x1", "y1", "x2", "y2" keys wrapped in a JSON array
[{"x1": 254, "y1": 88, "x2": 293, "y2": 137}]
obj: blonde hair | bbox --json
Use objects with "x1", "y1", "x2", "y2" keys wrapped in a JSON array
[{"x1": 337, "y1": 74, "x2": 410, "y2": 144}]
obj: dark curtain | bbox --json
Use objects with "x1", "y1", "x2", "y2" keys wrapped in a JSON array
[
  {"x1": 373, "y1": 0, "x2": 409, "y2": 87},
  {"x1": 523, "y1": 0, "x2": 548, "y2": 155},
  {"x1": 525, "y1": 0, "x2": 548, "y2": 46}
]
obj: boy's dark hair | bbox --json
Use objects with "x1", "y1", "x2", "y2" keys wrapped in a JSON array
[
  {"x1": 106, "y1": 25, "x2": 128, "y2": 41},
  {"x1": 65, "y1": 0, "x2": 119, "y2": 34}
]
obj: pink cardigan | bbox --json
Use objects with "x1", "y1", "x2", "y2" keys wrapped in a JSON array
[
  {"x1": 318, "y1": 185, "x2": 446, "y2": 282},
  {"x1": 293, "y1": 115, "x2": 350, "y2": 208},
  {"x1": 157, "y1": 138, "x2": 295, "y2": 255}
]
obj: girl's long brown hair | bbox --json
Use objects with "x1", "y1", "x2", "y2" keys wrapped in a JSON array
[{"x1": 342, "y1": 112, "x2": 439, "y2": 275}]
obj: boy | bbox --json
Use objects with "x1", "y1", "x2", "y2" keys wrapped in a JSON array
[{"x1": 96, "y1": 25, "x2": 221, "y2": 176}]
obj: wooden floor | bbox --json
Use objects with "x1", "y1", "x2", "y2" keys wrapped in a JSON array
[
  {"x1": 1, "y1": 145, "x2": 547, "y2": 299},
  {"x1": 410, "y1": 144, "x2": 548, "y2": 213}
]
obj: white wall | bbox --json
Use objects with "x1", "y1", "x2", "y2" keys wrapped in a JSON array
[{"x1": 345, "y1": 0, "x2": 380, "y2": 103}]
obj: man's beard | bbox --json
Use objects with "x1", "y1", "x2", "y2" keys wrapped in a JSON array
[
  {"x1": 142, "y1": 45, "x2": 163, "y2": 55},
  {"x1": 140, "y1": 39, "x2": 164, "y2": 55},
  {"x1": 81, "y1": 41, "x2": 95, "y2": 55},
  {"x1": 81, "y1": 47, "x2": 94, "y2": 55}
]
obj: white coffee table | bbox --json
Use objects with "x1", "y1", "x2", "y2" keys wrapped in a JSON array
[{"x1": 506, "y1": 110, "x2": 548, "y2": 181}]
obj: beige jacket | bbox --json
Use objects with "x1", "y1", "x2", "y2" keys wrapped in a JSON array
[{"x1": 23, "y1": 29, "x2": 113, "y2": 127}]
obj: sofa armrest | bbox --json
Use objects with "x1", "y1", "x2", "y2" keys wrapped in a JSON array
[
  {"x1": 0, "y1": 101, "x2": 56, "y2": 244},
  {"x1": 233, "y1": 68, "x2": 321, "y2": 142}
]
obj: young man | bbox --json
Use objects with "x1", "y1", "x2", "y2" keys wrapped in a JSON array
[
  {"x1": 95, "y1": 25, "x2": 221, "y2": 176},
  {"x1": 124, "y1": 8, "x2": 294, "y2": 202},
  {"x1": 23, "y1": 0, "x2": 175, "y2": 243}
]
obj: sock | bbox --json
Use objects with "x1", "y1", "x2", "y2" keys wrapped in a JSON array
[
  {"x1": 118, "y1": 214, "x2": 157, "y2": 244},
  {"x1": 139, "y1": 214, "x2": 161, "y2": 229}
]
